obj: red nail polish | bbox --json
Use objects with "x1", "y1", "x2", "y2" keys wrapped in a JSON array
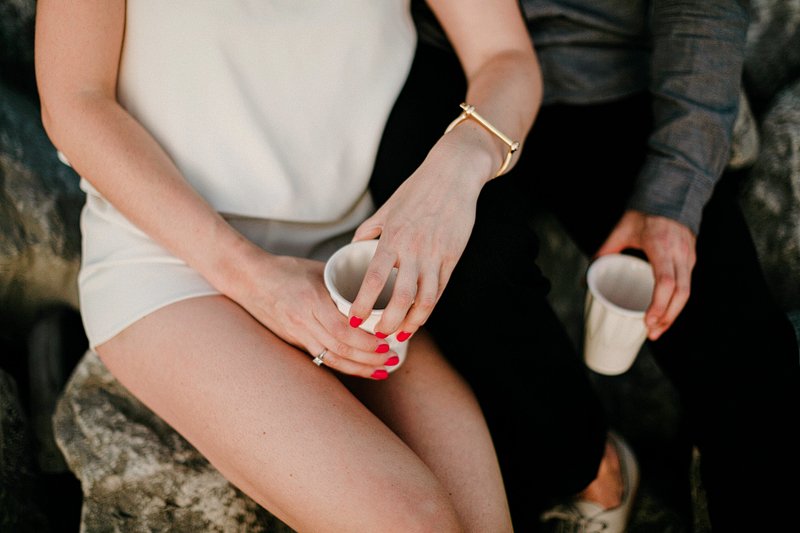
[
  {"x1": 384, "y1": 355, "x2": 400, "y2": 366},
  {"x1": 396, "y1": 331, "x2": 412, "y2": 342},
  {"x1": 375, "y1": 344, "x2": 390, "y2": 354},
  {"x1": 371, "y1": 369, "x2": 389, "y2": 380},
  {"x1": 375, "y1": 331, "x2": 388, "y2": 339},
  {"x1": 349, "y1": 316, "x2": 363, "y2": 328}
]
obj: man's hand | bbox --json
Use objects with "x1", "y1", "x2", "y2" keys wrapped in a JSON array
[{"x1": 596, "y1": 210, "x2": 697, "y2": 340}]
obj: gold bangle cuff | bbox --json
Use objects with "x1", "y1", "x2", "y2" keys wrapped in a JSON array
[{"x1": 444, "y1": 103, "x2": 521, "y2": 177}]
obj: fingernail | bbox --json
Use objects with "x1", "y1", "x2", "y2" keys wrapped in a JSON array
[
  {"x1": 371, "y1": 369, "x2": 389, "y2": 380},
  {"x1": 375, "y1": 331, "x2": 388, "y2": 339},
  {"x1": 396, "y1": 331, "x2": 412, "y2": 342},
  {"x1": 375, "y1": 344, "x2": 390, "y2": 354},
  {"x1": 384, "y1": 355, "x2": 400, "y2": 366},
  {"x1": 349, "y1": 316, "x2": 363, "y2": 328}
]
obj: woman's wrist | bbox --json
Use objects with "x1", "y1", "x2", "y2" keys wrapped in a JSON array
[
  {"x1": 445, "y1": 103, "x2": 520, "y2": 178},
  {"x1": 434, "y1": 119, "x2": 507, "y2": 188},
  {"x1": 195, "y1": 217, "x2": 271, "y2": 299}
]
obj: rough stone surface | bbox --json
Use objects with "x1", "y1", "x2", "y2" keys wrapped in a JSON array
[
  {"x1": 0, "y1": 82, "x2": 83, "y2": 332},
  {"x1": 0, "y1": 368, "x2": 48, "y2": 532},
  {"x1": 740, "y1": 79, "x2": 800, "y2": 310},
  {"x1": 728, "y1": 91, "x2": 760, "y2": 170},
  {"x1": 54, "y1": 351, "x2": 294, "y2": 533},
  {"x1": 744, "y1": 0, "x2": 800, "y2": 108},
  {"x1": 0, "y1": 0, "x2": 36, "y2": 94}
]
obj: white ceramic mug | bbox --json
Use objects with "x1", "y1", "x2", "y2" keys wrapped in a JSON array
[
  {"x1": 583, "y1": 254, "x2": 655, "y2": 375},
  {"x1": 323, "y1": 240, "x2": 407, "y2": 371}
]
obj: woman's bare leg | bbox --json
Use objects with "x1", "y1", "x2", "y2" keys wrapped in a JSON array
[
  {"x1": 346, "y1": 333, "x2": 513, "y2": 533},
  {"x1": 97, "y1": 295, "x2": 463, "y2": 533}
]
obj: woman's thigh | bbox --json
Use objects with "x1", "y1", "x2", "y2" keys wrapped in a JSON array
[
  {"x1": 97, "y1": 295, "x2": 462, "y2": 533},
  {"x1": 345, "y1": 331, "x2": 512, "y2": 533}
]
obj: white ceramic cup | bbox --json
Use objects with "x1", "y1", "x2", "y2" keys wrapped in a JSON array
[
  {"x1": 323, "y1": 240, "x2": 407, "y2": 371},
  {"x1": 583, "y1": 254, "x2": 655, "y2": 375}
]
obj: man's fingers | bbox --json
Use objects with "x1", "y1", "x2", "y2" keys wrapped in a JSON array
[
  {"x1": 596, "y1": 231, "x2": 629, "y2": 257},
  {"x1": 645, "y1": 256, "x2": 676, "y2": 336},
  {"x1": 595, "y1": 212, "x2": 641, "y2": 258},
  {"x1": 649, "y1": 250, "x2": 694, "y2": 339}
]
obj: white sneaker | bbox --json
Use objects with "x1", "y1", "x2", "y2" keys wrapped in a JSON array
[{"x1": 540, "y1": 432, "x2": 640, "y2": 533}]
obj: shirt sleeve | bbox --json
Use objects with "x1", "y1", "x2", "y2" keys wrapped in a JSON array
[{"x1": 627, "y1": 0, "x2": 749, "y2": 234}]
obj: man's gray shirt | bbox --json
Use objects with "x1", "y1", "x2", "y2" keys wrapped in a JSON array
[{"x1": 521, "y1": 0, "x2": 749, "y2": 234}]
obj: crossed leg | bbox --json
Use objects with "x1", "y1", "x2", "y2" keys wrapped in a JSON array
[{"x1": 97, "y1": 295, "x2": 511, "y2": 533}]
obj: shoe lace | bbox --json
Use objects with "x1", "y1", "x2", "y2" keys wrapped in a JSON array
[{"x1": 540, "y1": 503, "x2": 609, "y2": 533}]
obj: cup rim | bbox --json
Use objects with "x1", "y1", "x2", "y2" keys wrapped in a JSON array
[
  {"x1": 586, "y1": 253, "x2": 654, "y2": 318},
  {"x1": 323, "y1": 240, "x2": 385, "y2": 316}
]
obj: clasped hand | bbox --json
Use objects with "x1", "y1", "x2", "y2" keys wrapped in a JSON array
[{"x1": 230, "y1": 148, "x2": 482, "y2": 379}]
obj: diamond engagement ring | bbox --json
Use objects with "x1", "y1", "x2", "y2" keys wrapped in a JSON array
[{"x1": 312, "y1": 349, "x2": 328, "y2": 366}]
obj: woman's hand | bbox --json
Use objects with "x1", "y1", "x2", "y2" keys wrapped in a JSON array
[
  {"x1": 226, "y1": 249, "x2": 398, "y2": 380},
  {"x1": 348, "y1": 138, "x2": 489, "y2": 341}
]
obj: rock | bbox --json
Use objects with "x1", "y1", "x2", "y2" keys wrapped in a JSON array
[
  {"x1": 740, "y1": 79, "x2": 800, "y2": 310},
  {"x1": 727, "y1": 91, "x2": 760, "y2": 170},
  {"x1": 0, "y1": 82, "x2": 83, "y2": 333},
  {"x1": 0, "y1": 0, "x2": 36, "y2": 94},
  {"x1": 0, "y1": 367, "x2": 48, "y2": 532},
  {"x1": 54, "y1": 351, "x2": 294, "y2": 532},
  {"x1": 744, "y1": 0, "x2": 800, "y2": 108}
]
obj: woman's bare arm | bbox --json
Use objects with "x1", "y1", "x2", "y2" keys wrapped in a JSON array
[
  {"x1": 428, "y1": 0, "x2": 541, "y2": 175},
  {"x1": 36, "y1": 0, "x2": 392, "y2": 378},
  {"x1": 349, "y1": 0, "x2": 542, "y2": 336},
  {"x1": 36, "y1": 0, "x2": 252, "y2": 292}
]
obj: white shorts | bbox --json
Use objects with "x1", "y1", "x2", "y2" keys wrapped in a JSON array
[{"x1": 78, "y1": 181, "x2": 374, "y2": 349}]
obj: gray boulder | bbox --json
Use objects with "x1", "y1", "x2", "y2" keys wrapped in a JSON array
[
  {"x1": 728, "y1": 91, "x2": 760, "y2": 170},
  {"x1": 54, "y1": 350, "x2": 294, "y2": 533},
  {"x1": 740, "y1": 78, "x2": 800, "y2": 310},
  {"x1": 0, "y1": 0, "x2": 36, "y2": 93},
  {"x1": 0, "y1": 82, "x2": 83, "y2": 332},
  {"x1": 744, "y1": 0, "x2": 800, "y2": 107}
]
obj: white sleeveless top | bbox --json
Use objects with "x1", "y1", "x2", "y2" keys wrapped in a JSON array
[{"x1": 115, "y1": 0, "x2": 415, "y2": 222}]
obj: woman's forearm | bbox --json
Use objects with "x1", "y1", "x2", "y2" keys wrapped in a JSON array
[
  {"x1": 462, "y1": 49, "x2": 542, "y2": 160},
  {"x1": 431, "y1": 49, "x2": 542, "y2": 188},
  {"x1": 41, "y1": 94, "x2": 260, "y2": 296},
  {"x1": 425, "y1": 0, "x2": 542, "y2": 187},
  {"x1": 36, "y1": 0, "x2": 259, "y2": 300}
]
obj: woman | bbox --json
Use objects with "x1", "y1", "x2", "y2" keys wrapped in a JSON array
[{"x1": 36, "y1": 1, "x2": 541, "y2": 530}]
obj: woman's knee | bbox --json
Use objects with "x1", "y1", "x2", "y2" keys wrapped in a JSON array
[{"x1": 380, "y1": 483, "x2": 463, "y2": 533}]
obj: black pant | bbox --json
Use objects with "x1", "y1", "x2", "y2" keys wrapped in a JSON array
[{"x1": 370, "y1": 42, "x2": 800, "y2": 531}]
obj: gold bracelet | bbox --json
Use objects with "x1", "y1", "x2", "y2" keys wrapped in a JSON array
[{"x1": 444, "y1": 103, "x2": 521, "y2": 177}]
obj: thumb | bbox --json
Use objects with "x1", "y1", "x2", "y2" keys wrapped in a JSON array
[
  {"x1": 352, "y1": 216, "x2": 383, "y2": 242},
  {"x1": 595, "y1": 224, "x2": 634, "y2": 258}
]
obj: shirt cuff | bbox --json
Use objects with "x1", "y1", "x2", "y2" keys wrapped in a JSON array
[{"x1": 627, "y1": 155, "x2": 717, "y2": 235}]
